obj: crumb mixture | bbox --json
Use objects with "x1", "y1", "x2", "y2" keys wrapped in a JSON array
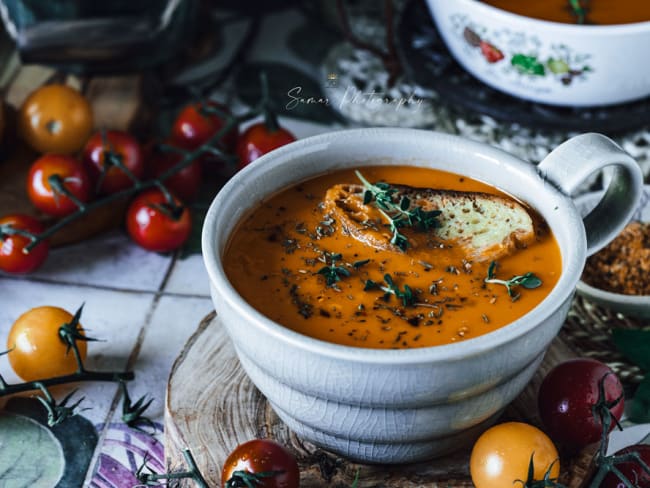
[{"x1": 582, "y1": 221, "x2": 650, "y2": 295}]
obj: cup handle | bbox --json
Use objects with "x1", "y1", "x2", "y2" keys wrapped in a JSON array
[{"x1": 537, "y1": 133, "x2": 643, "y2": 256}]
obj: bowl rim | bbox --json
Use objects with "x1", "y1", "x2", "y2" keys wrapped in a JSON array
[
  {"x1": 460, "y1": 0, "x2": 650, "y2": 33},
  {"x1": 202, "y1": 128, "x2": 584, "y2": 365},
  {"x1": 575, "y1": 185, "x2": 650, "y2": 306}
]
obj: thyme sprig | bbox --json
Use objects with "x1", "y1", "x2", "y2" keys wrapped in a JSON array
[
  {"x1": 365, "y1": 274, "x2": 418, "y2": 307},
  {"x1": 484, "y1": 261, "x2": 542, "y2": 300},
  {"x1": 316, "y1": 252, "x2": 350, "y2": 288},
  {"x1": 355, "y1": 170, "x2": 441, "y2": 251},
  {"x1": 137, "y1": 448, "x2": 209, "y2": 488}
]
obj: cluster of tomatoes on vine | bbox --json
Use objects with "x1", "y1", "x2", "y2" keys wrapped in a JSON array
[
  {"x1": 0, "y1": 83, "x2": 297, "y2": 275},
  {"x1": 470, "y1": 358, "x2": 650, "y2": 488}
]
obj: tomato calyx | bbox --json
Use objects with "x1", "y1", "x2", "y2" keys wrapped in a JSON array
[
  {"x1": 591, "y1": 371, "x2": 625, "y2": 441},
  {"x1": 120, "y1": 380, "x2": 155, "y2": 434},
  {"x1": 515, "y1": 456, "x2": 565, "y2": 488},
  {"x1": 57, "y1": 304, "x2": 98, "y2": 369},
  {"x1": 47, "y1": 173, "x2": 88, "y2": 212},
  {"x1": 0, "y1": 222, "x2": 38, "y2": 249},
  {"x1": 225, "y1": 469, "x2": 285, "y2": 488},
  {"x1": 137, "y1": 448, "x2": 209, "y2": 488},
  {"x1": 33, "y1": 382, "x2": 85, "y2": 427}
]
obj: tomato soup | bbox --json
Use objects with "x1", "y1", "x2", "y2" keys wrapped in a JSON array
[
  {"x1": 223, "y1": 166, "x2": 561, "y2": 349},
  {"x1": 481, "y1": 0, "x2": 650, "y2": 25}
]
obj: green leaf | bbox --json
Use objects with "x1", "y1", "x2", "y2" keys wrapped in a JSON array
[
  {"x1": 234, "y1": 61, "x2": 347, "y2": 125},
  {"x1": 547, "y1": 58, "x2": 569, "y2": 74},
  {"x1": 511, "y1": 54, "x2": 546, "y2": 76},
  {"x1": 612, "y1": 329, "x2": 650, "y2": 371},
  {"x1": 629, "y1": 375, "x2": 650, "y2": 423},
  {"x1": 0, "y1": 413, "x2": 64, "y2": 486}
]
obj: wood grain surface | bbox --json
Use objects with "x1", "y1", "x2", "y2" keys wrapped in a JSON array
[{"x1": 165, "y1": 312, "x2": 597, "y2": 488}]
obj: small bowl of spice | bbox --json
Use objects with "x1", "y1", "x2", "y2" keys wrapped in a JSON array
[{"x1": 576, "y1": 184, "x2": 650, "y2": 318}]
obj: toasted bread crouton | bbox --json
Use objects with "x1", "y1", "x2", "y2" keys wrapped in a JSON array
[{"x1": 323, "y1": 183, "x2": 536, "y2": 261}]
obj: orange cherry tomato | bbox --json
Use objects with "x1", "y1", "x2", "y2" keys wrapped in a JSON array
[
  {"x1": 18, "y1": 84, "x2": 93, "y2": 154},
  {"x1": 470, "y1": 422, "x2": 560, "y2": 488},
  {"x1": 0, "y1": 214, "x2": 49, "y2": 274},
  {"x1": 6, "y1": 306, "x2": 87, "y2": 382}
]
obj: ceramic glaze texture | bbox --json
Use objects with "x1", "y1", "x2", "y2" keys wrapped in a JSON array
[
  {"x1": 425, "y1": 0, "x2": 650, "y2": 106},
  {"x1": 202, "y1": 129, "x2": 642, "y2": 463}
]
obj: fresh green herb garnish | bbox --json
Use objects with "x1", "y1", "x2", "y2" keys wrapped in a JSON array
[
  {"x1": 316, "y1": 252, "x2": 351, "y2": 287},
  {"x1": 355, "y1": 170, "x2": 441, "y2": 251},
  {"x1": 365, "y1": 274, "x2": 418, "y2": 307},
  {"x1": 383, "y1": 274, "x2": 418, "y2": 307},
  {"x1": 484, "y1": 261, "x2": 542, "y2": 299},
  {"x1": 568, "y1": 0, "x2": 588, "y2": 24}
]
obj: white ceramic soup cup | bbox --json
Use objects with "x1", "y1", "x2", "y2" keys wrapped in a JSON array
[
  {"x1": 425, "y1": 0, "x2": 650, "y2": 106},
  {"x1": 202, "y1": 129, "x2": 642, "y2": 463}
]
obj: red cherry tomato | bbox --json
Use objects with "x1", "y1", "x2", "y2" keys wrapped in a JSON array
[
  {"x1": 171, "y1": 101, "x2": 237, "y2": 158},
  {"x1": 125, "y1": 189, "x2": 191, "y2": 252},
  {"x1": 221, "y1": 439, "x2": 299, "y2": 488},
  {"x1": 147, "y1": 142, "x2": 202, "y2": 202},
  {"x1": 27, "y1": 154, "x2": 92, "y2": 217},
  {"x1": 601, "y1": 444, "x2": 650, "y2": 488},
  {"x1": 83, "y1": 130, "x2": 145, "y2": 194},
  {"x1": 0, "y1": 214, "x2": 49, "y2": 274},
  {"x1": 237, "y1": 122, "x2": 296, "y2": 169},
  {"x1": 538, "y1": 358, "x2": 624, "y2": 449}
]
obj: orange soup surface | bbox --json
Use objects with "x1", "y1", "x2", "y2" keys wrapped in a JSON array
[
  {"x1": 482, "y1": 0, "x2": 650, "y2": 25},
  {"x1": 224, "y1": 166, "x2": 561, "y2": 349}
]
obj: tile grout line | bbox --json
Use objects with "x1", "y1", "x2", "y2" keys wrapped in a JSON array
[
  {"x1": 0, "y1": 274, "x2": 211, "y2": 299},
  {"x1": 82, "y1": 254, "x2": 179, "y2": 487}
]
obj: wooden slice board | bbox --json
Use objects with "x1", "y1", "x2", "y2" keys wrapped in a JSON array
[{"x1": 165, "y1": 312, "x2": 597, "y2": 487}]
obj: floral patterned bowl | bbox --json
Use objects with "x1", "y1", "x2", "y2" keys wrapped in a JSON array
[{"x1": 424, "y1": 0, "x2": 650, "y2": 106}]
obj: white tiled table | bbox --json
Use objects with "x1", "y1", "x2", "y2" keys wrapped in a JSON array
[{"x1": 0, "y1": 118, "x2": 330, "y2": 487}]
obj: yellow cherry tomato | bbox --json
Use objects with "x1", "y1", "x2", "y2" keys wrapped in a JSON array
[
  {"x1": 6, "y1": 306, "x2": 87, "y2": 381},
  {"x1": 470, "y1": 422, "x2": 560, "y2": 488},
  {"x1": 18, "y1": 84, "x2": 93, "y2": 154}
]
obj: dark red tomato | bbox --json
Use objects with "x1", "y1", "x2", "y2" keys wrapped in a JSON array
[
  {"x1": 601, "y1": 445, "x2": 650, "y2": 488},
  {"x1": 538, "y1": 358, "x2": 624, "y2": 449},
  {"x1": 221, "y1": 439, "x2": 299, "y2": 488},
  {"x1": 27, "y1": 155, "x2": 92, "y2": 217},
  {"x1": 146, "y1": 142, "x2": 202, "y2": 202},
  {"x1": 0, "y1": 214, "x2": 49, "y2": 274},
  {"x1": 125, "y1": 189, "x2": 191, "y2": 252},
  {"x1": 236, "y1": 123, "x2": 296, "y2": 169},
  {"x1": 171, "y1": 101, "x2": 237, "y2": 155},
  {"x1": 83, "y1": 130, "x2": 144, "y2": 194}
]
